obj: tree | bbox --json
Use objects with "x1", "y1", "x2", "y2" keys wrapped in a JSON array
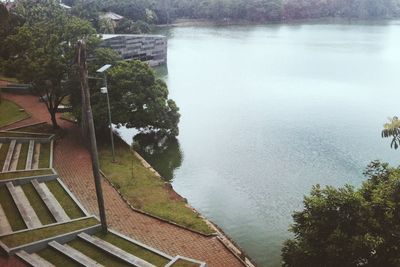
[
  {"x1": 282, "y1": 160, "x2": 400, "y2": 267},
  {"x1": 73, "y1": 59, "x2": 180, "y2": 138},
  {"x1": 382, "y1": 116, "x2": 400, "y2": 149},
  {"x1": 4, "y1": 0, "x2": 97, "y2": 129}
]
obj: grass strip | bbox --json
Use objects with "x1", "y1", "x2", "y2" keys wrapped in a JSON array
[
  {"x1": 46, "y1": 180, "x2": 85, "y2": 219},
  {"x1": 16, "y1": 143, "x2": 28, "y2": 170},
  {"x1": 0, "y1": 169, "x2": 54, "y2": 180},
  {"x1": 95, "y1": 232, "x2": 170, "y2": 266},
  {"x1": 0, "y1": 186, "x2": 26, "y2": 231},
  {"x1": 21, "y1": 183, "x2": 56, "y2": 225},
  {"x1": 98, "y1": 137, "x2": 214, "y2": 235},
  {"x1": 68, "y1": 239, "x2": 131, "y2": 267},
  {"x1": 38, "y1": 142, "x2": 50, "y2": 169},
  {"x1": 0, "y1": 100, "x2": 29, "y2": 128},
  {"x1": 0, "y1": 217, "x2": 99, "y2": 248},
  {"x1": 37, "y1": 247, "x2": 81, "y2": 267},
  {"x1": 172, "y1": 259, "x2": 201, "y2": 267}
]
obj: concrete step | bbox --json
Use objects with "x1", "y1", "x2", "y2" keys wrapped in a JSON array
[
  {"x1": 16, "y1": 250, "x2": 55, "y2": 267},
  {"x1": 31, "y1": 179, "x2": 70, "y2": 223},
  {"x1": 49, "y1": 241, "x2": 104, "y2": 267},
  {"x1": 26, "y1": 140, "x2": 34, "y2": 170},
  {"x1": 78, "y1": 233, "x2": 155, "y2": 267},
  {"x1": 31, "y1": 143, "x2": 41, "y2": 170},
  {"x1": 2, "y1": 140, "x2": 16, "y2": 172},
  {"x1": 0, "y1": 203, "x2": 12, "y2": 235},
  {"x1": 9, "y1": 142, "x2": 22, "y2": 171},
  {"x1": 6, "y1": 182, "x2": 42, "y2": 228}
]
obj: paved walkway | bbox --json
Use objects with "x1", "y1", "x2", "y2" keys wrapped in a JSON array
[{"x1": 0, "y1": 93, "x2": 246, "y2": 267}]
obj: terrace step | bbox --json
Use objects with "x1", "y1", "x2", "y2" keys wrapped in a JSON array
[
  {"x1": 78, "y1": 233, "x2": 156, "y2": 267},
  {"x1": 9, "y1": 142, "x2": 22, "y2": 171},
  {"x1": 2, "y1": 140, "x2": 16, "y2": 172},
  {"x1": 31, "y1": 143, "x2": 41, "y2": 170},
  {"x1": 16, "y1": 250, "x2": 55, "y2": 267},
  {"x1": 49, "y1": 241, "x2": 104, "y2": 267},
  {"x1": 0, "y1": 203, "x2": 12, "y2": 235},
  {"x1": 6, "y1": 182, "x2": 42, "y2": 228},
  {"x1": 31, "y1": 179, "x2": 70, "y2": 223},
  {"x1": 26, "y1": 140, "x2": 34, "y2": 170}
]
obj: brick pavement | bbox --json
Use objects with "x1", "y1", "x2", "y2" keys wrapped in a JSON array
[{"x1": 0, "y1": 93, "x2": 247, "y2": 267}]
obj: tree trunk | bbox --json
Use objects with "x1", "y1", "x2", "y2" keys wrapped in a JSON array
[{"x1": 50, "y1": 110, "x2": 60, "y2": 129}]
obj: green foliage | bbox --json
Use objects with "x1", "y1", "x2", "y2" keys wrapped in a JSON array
[
  {"x1": 382, "y1": 116, "x2": 400, "y2": 149},
  {"x1": 282, "y1": 160, "x2": 400, "y2": 267},
  {"x1": 3, "y1": 0, "x2": 97, "y2": 129},
  {"x1": 73, "y1": 59, "x2": 180, "y2": 137}
]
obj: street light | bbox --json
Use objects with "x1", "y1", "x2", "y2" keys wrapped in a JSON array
[{"x1": 97, "y1": 64, "x2": 116, "y2": 163}]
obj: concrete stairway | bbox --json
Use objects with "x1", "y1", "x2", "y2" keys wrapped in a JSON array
[
  {"x1": 78, "y1": 233, "x2": 156, "y2": 267},
  {"x1": 31, "y1": 179, "x2": 70, "y2": 223},
  {"x1": 6, "y1": 182, "x2": 42, "y2": 228},
  {"x1": 16, "y1": 250, "x2": 55, "y2": 267},
  {"x1": 49, "y1": 241, "x2": 104, "y2": 267}
]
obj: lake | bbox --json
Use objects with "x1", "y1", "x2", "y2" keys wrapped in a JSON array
[{"x1": 118, "y1": 20, "x2": 400, "y2": 266}]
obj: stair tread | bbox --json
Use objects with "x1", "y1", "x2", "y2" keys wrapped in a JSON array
[
  {"x1": 16, "y1": 250, "x2": 55, "y2": 267},
  {"x1": 0, "y1": 203, "x2": 12, "y2": 235},
  {"x1": 31, "y1": 179, "x2": 70, "y2": 222},
  {"x1": 6, "y1": 182, "x2": 42, "y2": 228},
  {"x1": 2, "y1": 140, "x2": 16, "y2": 172},
  {"x1": 25, "y1": 140, "x2": 34, "y2": 170},
  {"x1": 31, "y1": 143, "x2": 41, "y2": 170},
  {"x1": 49, "y1": 241, "x2": 104, "y2": 267},
  {"x1": 78, "y1": 233, "x2": 155, "y2": 267},
  {"x1": 9, "y1": 143, "x2": 22, "y2": 171}
]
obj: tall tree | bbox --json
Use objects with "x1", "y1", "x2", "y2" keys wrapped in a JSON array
[
  {"x1": 282, "y1": 160, "x2": 400, "y2": 267},
  {"x1": 4, "y1": 0, "x2": 97, "y2": 128}
]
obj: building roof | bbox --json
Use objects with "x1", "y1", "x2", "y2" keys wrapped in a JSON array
[{"x1": 100, "y1": 11, "x2": 124, "y2": 21}]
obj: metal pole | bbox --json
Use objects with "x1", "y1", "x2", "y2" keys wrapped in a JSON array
[
  {"x1": 76, "y1": 40, "x2": 108, "y2": 233},
  {"x1": 104, "y1": 74, "x2": 116, "y2": 163}
]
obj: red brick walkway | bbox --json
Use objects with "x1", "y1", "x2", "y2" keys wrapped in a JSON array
[{"x1": 1, "y1": 93, "x2": 246, "y2": 267}]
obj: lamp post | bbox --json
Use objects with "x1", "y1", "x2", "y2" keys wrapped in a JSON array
[{"x1": 97, "y1": 64, "x2": 116, "y2": 163}]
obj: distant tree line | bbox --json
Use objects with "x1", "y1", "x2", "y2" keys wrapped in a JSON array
[{"x1": 63, "y1": 0, "x2": 400, "y2": 25}]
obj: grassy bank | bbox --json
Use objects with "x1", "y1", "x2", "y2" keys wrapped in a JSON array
[
  {"x1": 0, "y1": 99, "x2": 29, "y2": 128},
  {"x1": 98, "y1": 136, "x2": 214, "y2": 235}
]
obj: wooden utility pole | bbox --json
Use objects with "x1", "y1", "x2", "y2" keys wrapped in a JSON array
[{"x1": 76, "y1": 39, "x2": 108, "y2": 233}]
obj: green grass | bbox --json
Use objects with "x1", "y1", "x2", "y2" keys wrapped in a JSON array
[
  {"x1": 98, "y1": 137, "x2": 214, "y2": 235},
  {"x1": 0, "y1": 142, "x2": 10, "y2": 168},
  {"x1": 38, "y1": 247, "x2": 81, "y2": 267},
  {"x1": 60, "y1": 112, "x2": 76, "y2": 122},
  {"x1": 0, "y1": 99, "x2": 29, "y2": 128},
  {"x1": 68, "y1": 239, "x2": 131, "y2": 267},
  {"x1": 11, "y1": 123, "x2": 58, "y2": 135},
  {"x1": 0, "y1": 186, "x2": 26, "y2": 231},
  {"x1": 172, "y1": 259, "x2": 201, "y2": 267},
  {"x1": 0, "y1": 217, "x2": 99, "y2": 248},
  {"x1": 16, "y1": 143, "x2": 28, "y2": 170},
  {"x1": 46, "y1": 180, "x2": 85, "y2": 219},
  {"x1": 0, "y1": 75, "x2": 19, "y2": 83},
  {"x1": 21, "y1": 183, "x2": 56, "y2": 225},
  {"x1": 39, "y1": 142, "x2": 51, "y2": 168},
  {"x1": 0, "y1": 169, "x2": 54, "y2": 180},
  {"x1": 95, "y1": 232, "x2": 170, "y2": 266}
]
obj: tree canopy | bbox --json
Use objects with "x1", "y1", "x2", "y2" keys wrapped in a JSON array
[
  {"x1": 282, "y1": 160, "x2": 400, "y2": 267},
  {"x1": 72, "y1": 59, "x2": 180, "y2": 138},
  {"x1": 3, "y1": 0, "x2": 97, "y2": 128}
]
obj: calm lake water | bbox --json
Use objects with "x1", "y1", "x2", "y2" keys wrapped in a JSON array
[{"x1": 118, "y1": 20, "x2": 400, "y2": 266}]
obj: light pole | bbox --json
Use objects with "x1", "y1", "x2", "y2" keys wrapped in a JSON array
[{"x1": 97, "y1": 64, "x2": 116, "y2": 163}]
